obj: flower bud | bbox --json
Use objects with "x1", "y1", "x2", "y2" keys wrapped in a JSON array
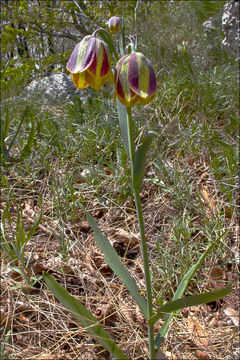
[
  {"x1": 108, "y1": 16, "x2": 120, "y2": 32},
  {"x1": 115, "y1": 52, "x2": 157, "y2": 107},
  {"x1": 67, "y1": 35, "x2": 114, "y2": 91}
]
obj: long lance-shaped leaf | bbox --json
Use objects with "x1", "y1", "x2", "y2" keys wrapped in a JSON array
[
  {"x1": 151, "y1": 283, "x2": 232, "y2": 324},
  {"x1": 133, "y1": 131, "x2": 157, "y2": 190},
  {"x1": 44, "y1": 273, "x2": 128, "y2": 360},
  {"x1": 26, "y1": 207, "x2": 42, "y2": 242},
  {"x1": 20, "y1": 119, "x2": 36, "y2": 160},
  {"x1": 117, "y1": 98, "x2": 129, "y2": 156},
  {"x1": 1, "y1": 109, "x2": 10, "y2": 145},
  {"x1": 5, "y1": 106, "x2": 29, "y2": 159},
  {"x1": 16, "y1": 217, "x2": 26, "y2": 266},
  {"x1": 93, "y1": 28, "x2": 118, "y2": 62},
  {"x1": 1, "y1": 59, "x2": 10, "y2": 77},
  {"x1": 154, "y1": 231, "x2": 227, "y2": 350},
  {"x1": 79, "y1": 204, "x2": 147, "y2": 318},
  {"x1": 18, "y1": 206, "x2": 42, "y2": 265},
  {"x1": 119, "y1": 15, "x2": 126, "y2": 57},
  {"x1": 0, "y1": 206, "x2": 18, "y2": 263}
]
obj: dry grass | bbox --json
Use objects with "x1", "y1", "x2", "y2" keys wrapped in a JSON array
[
  {"x1": 1, "y1": 3, "x2": 239, "y2": 358},
  {"x1": 1, "y1": 156, "x2": 239, "y2": 359}
]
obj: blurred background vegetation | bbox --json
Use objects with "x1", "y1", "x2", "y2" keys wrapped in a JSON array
[{"x1": 1, "y1": 0, "x2": 238, "y2": 198}]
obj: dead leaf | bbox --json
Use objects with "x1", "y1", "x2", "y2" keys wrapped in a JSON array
[
  {"x1": 0, "y1": 309, "x2": 11, "y2": 330},
  {"x1": 32, "y1": 262, "x2": 47, "y2": 275},
  {"x1": 188, "y1": 157, "x2": 195, "y2": 166},
  {"x1": 23, "y1": 201, "x2": 38, "y2": 219},
  {"x1": 188, "y1": 315, "x2": 210, "y2": 347},
  {"x1": 224, "y1": 206, "x2": 233, "y2": 219},
  {"x1": 21, "y1": 287, "x2": 41, "y2": 295},
  {"x1": 155, "y1": 348, "x2": 170, "y2": 360},
  {"x1": 94, "y1": 303, "x2": 119, "y2": 326},
  {"x1": 18, "y1": 313, "x2": 29, "y2": 323},
  {"x1": 79, "y1": 220, "x2": 91, "y2": 233},
  {"x1": 9, "y1": 270, "x2": 22, "y2": 281},
  {"x1": 224, "y1": 307, "x2": 239, "y2": 327},
  {"x1": 198, "y1": 184, "x2": 215, "y2": 211},
  {"x1": 88, "y1": 251, "x2": 113, "y2": 277},
  {"x1": 209, "y1": 266, "x2": 225, "y2": 281},
  {"x1": 195, "y1": 349, "x2": 211, "y2": 359},
  {"x1": 199, "y1": 172, "x2": 209, "y2": 182},
  {"x1": 105, "y1": 228, "x2": 139, "y2": 248}
]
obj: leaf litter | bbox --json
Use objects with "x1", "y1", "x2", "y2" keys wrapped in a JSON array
[{"x1": 1, "y1": 156, "x2": 239, "y2": 360}]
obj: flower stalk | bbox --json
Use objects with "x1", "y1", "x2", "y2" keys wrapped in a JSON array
[
  {"x1": 126, "y1": 106, "x2": 155, "y2": 359},
  {"x1": 55, "y1": 13, "x2": 232, "y2": 360}
]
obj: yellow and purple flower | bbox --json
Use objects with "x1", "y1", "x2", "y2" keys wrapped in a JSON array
[
  {"x1": 108, "y1": 16, "x2": 120, "y2": 32},
  {"x1": 115, "y1": 52, "x2": 157, "y2": 107},
  {"x1": 66, "y1": 35, "x2": 114, "y2": 91}
]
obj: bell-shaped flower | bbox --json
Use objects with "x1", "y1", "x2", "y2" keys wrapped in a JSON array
[
  {"x1": 115, "y1": 52, "x2": 157, "y2": 107},
  {"x1": 67, "y1": 35, "x2": 114, "y2": 91},
  {"x1": 108, "y1": 16, "x2": 120, "y2": 32}
]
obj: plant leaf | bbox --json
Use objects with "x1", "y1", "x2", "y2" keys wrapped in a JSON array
[
  {"x1": 151, "y1": 283, "x2": 232, "y2": 324},
  {"x1": 117, "y1": 98, "x2": 129, "y2": 156},
  {"x1": 43, "y1": 273, "x2": 128, "y2": 359},
  {"x1": 119, "y1": 15, "x2": 125, "y2": 57},
  {"x1": 95, "y1": 28, "x2": 118, "y2": 61},
  {"x1": 0, "y1": 206, "x2": 18, "y2": 263},
  {"x1": 15, "y1": 211, "x2": 26, "y2": 264},
  {"x1": 79, "y1": 203, "x2": 147, "y2": 317},
  {"x1": 26, "y1": 207, "x2": 42, "y2": 242},
  {"x1": 20, "y1": 119, "x2": 36, "y2": 160},
  {"x1": 6, "y1": 106, "x2": 29, "y2": 159},
  {"x1": 1, "y1": 108, "x2": 10, "y2": 144},
  {"x1": 133, "y1": 131, "x2": 157, "y2": 190}
]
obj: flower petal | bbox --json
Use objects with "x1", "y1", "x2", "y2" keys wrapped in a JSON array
[
  {"x1": 88, "y1": 39, "x2": 109, "y2": 77},
  {"x1": 115, "y1": 52, "x2": 157, "y2": 107},
  {"x1": 66, "y1": 36, "x2": 96, "y2": 74},
  {"x1": 128, "y1": 52, "x2": 156, "y2": 99},
  {"x1": 71, "y1": 72, "x2": 89, "y2": 89},
  {"x1": 67, "y1": 36, "x2": 114, "y2": 91},
  {"x1": 108, "y1": 16, "x2": 120, "y2": 32},
  {"x1": 116, "y1": 55, "x2": 136, "y2": 106}
]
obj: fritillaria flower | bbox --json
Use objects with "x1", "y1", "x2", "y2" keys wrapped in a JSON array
[
  {"x1": 108, "y1": 16, "x2": 120, "y2": 32},
  {"x1": 115, "y1": 52, "x2": 157, "y2": 107},
  {"x1": 67, "y1": 35, "x2": 114, "y2": 91}
]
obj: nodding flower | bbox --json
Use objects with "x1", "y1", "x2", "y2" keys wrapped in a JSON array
[
  {"x1": 67, "y1": 35, "x2": 114, "y2": 91},
  {"x1": 108, "y1": 16, "x2": 121, "y2": 33},
  {"x1": 115, "y1": 52, "x2": 157, "y2": 107}
]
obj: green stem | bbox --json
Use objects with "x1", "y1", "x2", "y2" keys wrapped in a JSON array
[{"x1": 126, "y1": 107, "x2": 155, "y2": 359}]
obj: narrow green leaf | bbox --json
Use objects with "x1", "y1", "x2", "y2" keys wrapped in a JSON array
[
  {"x1": 20, "y1": 120, "x2": 36, "y2": 160},
  {"x1": 0, "y1": 207, "x2": 17, "y2": 263},
  {"x1": 16, "y1": 212, "x2": 25, "y2": 250},
  {"x1": 27, "y1": 207, "x2": 42, "y2": 242},
  {"x1": 1, "y1": 109, "x2": 10, "y2": 143},
  {"x1": 79, "y1": 204, "x2": 147, "y2": 318},
  {"x1": 0, "y1": 59, "x2": 10, "y2": 77},
  {"x1": 133, "y1": 131, "x2": 157, "y2": 190},
  {"x1": 154, "y1": 232, "x2": 227, "y2": 350},
  {"x1": 117, "y1": 98, "x2": 129, "y2": 156},
  {"x1": 16, "y1": 221, "x2": 26, "y2": 265},
  {"x1": 151, "y1": 283, "x2": 232, "y2": 324},
  {"x1": 6, "y1": 106, "x2": 29, "y2": 159},
  {"x1": 44, "y1": 273, "x2": 128, "y2": 360},
  {"x1": 95, "y1": 29, "x2": 118, "y2": 61},
  {"x1": 119, "y1": 15, "x2": 125, "y2": 57},
  {"x1": 134, "y1": 1, "x2": 139, "y2": 50}
]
